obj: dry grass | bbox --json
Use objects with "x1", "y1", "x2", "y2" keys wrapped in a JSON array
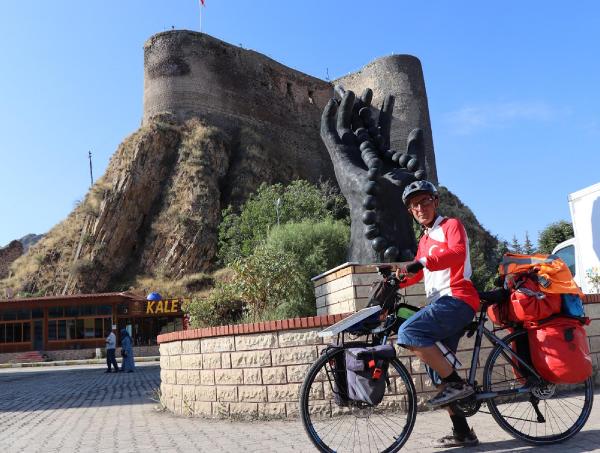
[{"x1": 125, "y1": 268, "x2": 235, "y2": 300}]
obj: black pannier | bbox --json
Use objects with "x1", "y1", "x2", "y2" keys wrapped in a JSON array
[
  {"x1": 344, "y1": 344, "x2": 396, "y2": 406},
  {"x1": 367, "y1": 278, "x2": 398, "y2": 313}
]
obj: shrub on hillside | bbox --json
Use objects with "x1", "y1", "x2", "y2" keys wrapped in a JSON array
[
  {"x1": 217, "y1": 180, "x2": 348, "y2": 266},
  {"x1": 186, "y1": 219, "x2": 351, "y2": 325},
  {"x1": 265, "y1": 220, "x2": 350, "y2": 279},
  {"x1": 231, "y1": 244, "x2": 308, "y2": 320},
  {"x1": 184, "y1": 282, "x2": 245, "y2": 328}
]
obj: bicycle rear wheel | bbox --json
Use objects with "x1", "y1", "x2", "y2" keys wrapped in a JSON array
[
  {"x1": 300, "y1": 347, "x2": 417, "y2": 453},
  {"x1": 483, "y1": 329, "x2": 594, "y2": 445}
]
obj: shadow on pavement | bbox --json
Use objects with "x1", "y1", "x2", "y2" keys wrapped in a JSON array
[
  {"x1": 467, "y1": 429, "x2": 600, "y2": 452},
  {"x1": 0, "y1": 364, "x2": 160, "y2": 412}
]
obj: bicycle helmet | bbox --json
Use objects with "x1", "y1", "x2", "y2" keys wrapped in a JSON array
[{"x1": 402, "y1": 180, "x2": 438, "y2": 206}]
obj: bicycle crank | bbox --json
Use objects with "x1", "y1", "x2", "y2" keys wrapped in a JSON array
[{"x1": 450, "y1": 396, "x2": 481, "y2": 417}]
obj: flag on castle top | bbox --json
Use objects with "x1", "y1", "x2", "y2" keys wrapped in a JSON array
[{"x1": 200, "y1": 0, "x2": 205, "y2": 5}]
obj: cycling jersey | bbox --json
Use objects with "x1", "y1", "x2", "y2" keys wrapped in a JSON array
[{"x1": 400, "y1": 216, "x2": 480, "y2": 311}]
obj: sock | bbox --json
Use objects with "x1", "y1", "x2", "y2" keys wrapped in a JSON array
[
  {"x1": 450, "y1": 414, "x2": 470, "y2": 437},
  {"x1": 442, "y1": 370, "x2": 462, "y2": 384}
]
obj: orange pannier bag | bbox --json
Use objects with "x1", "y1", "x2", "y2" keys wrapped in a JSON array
[
  {"x1": 525, "y1": 317, "x2": 592, "y2": 384},
  {"x1": 499, "y1": 253, "x2": 584, "y2": 298}
]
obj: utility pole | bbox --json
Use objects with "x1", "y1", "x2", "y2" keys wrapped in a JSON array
[{"x1": 88, "y1": 151, "x2": 94, "y2": 187}]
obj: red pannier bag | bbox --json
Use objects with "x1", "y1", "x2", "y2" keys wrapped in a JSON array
[
  {"x1": 526, "y1": 317, "x2": 592, "y2": 384},
  {"x1": 510, "y1": 278, "x2": 561, "y2": 321},
  {"x1": 487, "y1": 301, "x2": 515, "y2": 327}
]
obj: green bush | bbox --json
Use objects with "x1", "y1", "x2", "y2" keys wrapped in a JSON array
[
  {"x1": 262, "y1": 219, "x2": 350, "y2": 318},
  {"x1": 184, "y1": 283, "x2": 245, "y2": 328},
  {"x1": 265, "y1": 220, "x2": 350, "y2": 279},
  {"x1": 218, "y1": 180, "x2": 348, "y2": 266},
  {"x1": 232, "y1": 244, "x2": 308, "y2": 320}
]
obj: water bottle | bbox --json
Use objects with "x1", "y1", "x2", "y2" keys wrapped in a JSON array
[{"x1": 436, "y1": 341, "x2": 462, "y2": 369}]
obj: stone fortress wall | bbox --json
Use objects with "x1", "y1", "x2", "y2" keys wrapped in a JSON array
[{"x1": 142, "y1": 30, "x2": 438, "y2": 190}]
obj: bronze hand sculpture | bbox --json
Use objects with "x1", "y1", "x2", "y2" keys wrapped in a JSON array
[{"x1": 321, "y1": 87, "x2": 427, "y2": 263}]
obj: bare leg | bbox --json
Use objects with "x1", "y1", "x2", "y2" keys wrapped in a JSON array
[{"x1": 410, "y1": 345, "x2": 453, "y2": 378}]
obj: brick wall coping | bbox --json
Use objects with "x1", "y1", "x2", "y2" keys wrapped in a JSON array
[
  {"x1": 310, "y1": 261, "x2": 358, "y2": 281},
  {"x1": 157, "y1": 294, "x2": 600, "y2": 344},
  {"x1": 157, "y1": 312, "x2": 352, "y2": 344}
]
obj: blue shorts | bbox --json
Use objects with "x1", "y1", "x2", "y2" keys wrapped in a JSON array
[{"x1": 397, "y1": 295, "x2": 475, "y2": 385}]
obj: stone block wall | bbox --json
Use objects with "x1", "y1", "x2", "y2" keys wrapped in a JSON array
[
  {"x1": 313, "y1": 262, "x2": 426, "y2": 315},
  {"x1": 158, "y1": 297, "x2": 600, "y2": 420}
]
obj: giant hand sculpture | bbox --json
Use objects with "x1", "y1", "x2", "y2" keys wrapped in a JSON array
[{"x1": 321, "y1": 87, "x2": 427, "y2": 263}]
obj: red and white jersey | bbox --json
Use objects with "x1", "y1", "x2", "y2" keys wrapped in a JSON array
[{"x1": 401, "y1": 216, "x2": 480, "y2": 311}]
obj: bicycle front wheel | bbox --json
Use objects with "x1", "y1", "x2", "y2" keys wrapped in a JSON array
[
  {"x1": 483, "y1": 329, "x2": 594, "y2": 445},
  {"x1": 300, "y1": 347, "x2": 417, "y2": 453}
]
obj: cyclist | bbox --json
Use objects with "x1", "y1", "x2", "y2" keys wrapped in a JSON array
[{"x1": 395, "y1": 180, "x2": 480, "y2": 448}]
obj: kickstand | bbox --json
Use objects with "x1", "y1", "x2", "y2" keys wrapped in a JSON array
[{"x1": 529, "y1": 395, "x2": 546, "y2": 423}]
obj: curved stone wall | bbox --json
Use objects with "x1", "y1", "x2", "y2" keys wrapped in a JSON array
[{"x1": 157, "y1": 296, "x2": 600, "y2": 420}]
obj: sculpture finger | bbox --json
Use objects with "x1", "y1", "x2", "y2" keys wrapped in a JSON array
[
  {"x1": 406, "y1": 128, "x2": 427, "y2": 179},
  {"x1": 360, "y1": 88, "x2": 373, "y2": 108},
  {"x1": 337, "y1": 90, "x2": 356, "y2": 145},
  {"x1": 378, "y1": 94, "x2": 395, "y2": 150},
  {"x1": 320, "y1": 99, "x2": 342, "y2": 146},
  {"x1": 334, "y1": 84, "x2": 346, "y2": 100}
]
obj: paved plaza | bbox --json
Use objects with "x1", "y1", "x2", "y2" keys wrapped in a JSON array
[{"x1": 0, "y1": 363, "x2": 598, "y2": 452}]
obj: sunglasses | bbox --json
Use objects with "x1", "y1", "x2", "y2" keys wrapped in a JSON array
[{"x1": 408, "y1": 196, "x2": 435, "y2": 210}]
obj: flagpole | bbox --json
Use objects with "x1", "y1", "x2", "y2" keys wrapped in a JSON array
[{"x1": 199, "y1": 1, "x2": 203, "y2": 33}]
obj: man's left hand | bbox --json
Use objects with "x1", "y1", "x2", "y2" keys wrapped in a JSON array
[{"x1": 399, "y1": 260, "x2": 424, "y2": 275}]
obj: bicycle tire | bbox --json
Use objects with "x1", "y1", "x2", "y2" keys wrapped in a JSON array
[
  {"x1": 483, "y1": 329, "x2": 594, "y2": 445},
  {"x1": 300, "y1": 347, "x2": 417, "y2": 453}
]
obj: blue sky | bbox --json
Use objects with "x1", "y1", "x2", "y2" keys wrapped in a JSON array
[{"x1": 1, "y1": 1, "x2": 599, "y2": 248}]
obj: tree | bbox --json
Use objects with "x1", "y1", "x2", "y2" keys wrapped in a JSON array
[
  {"x1": 538, "y1": 221, "x2": 574, "y2": 254},
  {"x1": 217, "y1": 180, "x2": 348, "y2": 265},
  {"x1": 510, "y1": 235, "x2": 523, "y2": 254},
  {"x1": 523, "y1": 231, "x2": 535, "y2": 254}
]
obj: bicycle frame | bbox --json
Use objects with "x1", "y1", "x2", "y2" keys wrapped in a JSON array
[{"x1": 466, "y1": 302, "x2": 542, "y2": 401}]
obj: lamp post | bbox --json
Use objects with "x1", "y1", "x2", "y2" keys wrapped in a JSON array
[{"x1": 275, "y1": 198, "x2": 281, "y2": 226}]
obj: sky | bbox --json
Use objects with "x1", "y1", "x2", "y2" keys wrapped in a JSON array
[{"x1": 1, "y1": 0, "x2": 599, "y2": 249}]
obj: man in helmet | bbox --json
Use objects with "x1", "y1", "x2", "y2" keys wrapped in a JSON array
[{"x1": 396, "y1": 180, "x2": 480, "y2": 448}]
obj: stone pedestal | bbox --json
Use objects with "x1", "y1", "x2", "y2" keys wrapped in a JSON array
[{"x1": 312, "y1": 262, "x2": 427, "y2": 315}]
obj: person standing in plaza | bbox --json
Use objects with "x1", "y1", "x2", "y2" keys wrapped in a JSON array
[
  {"x1": 120, "y1": 328, "x2": 135, "y2": 372},
  {"x1": 104, "y1": 325, "x2": 119, "y2": 373}
]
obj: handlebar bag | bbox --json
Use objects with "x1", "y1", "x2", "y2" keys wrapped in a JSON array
[
  {"x1": 527, "y1": 317, "x2": 592, "y2": 384},
  {"x1": 345, "y1": 344, "x2": 396, "y2": 406},
  {"x1": 367, "y1": 279, "x2": 397, "y2": 313}
]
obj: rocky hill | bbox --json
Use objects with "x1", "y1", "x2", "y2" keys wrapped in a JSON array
[{"x1": 0, "y1": 30, "x2": 442, "y2": 297}]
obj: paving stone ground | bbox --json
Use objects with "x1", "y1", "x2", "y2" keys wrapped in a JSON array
[{"x1": 0, "y1": 363, "x2": 598, "y2": 452}]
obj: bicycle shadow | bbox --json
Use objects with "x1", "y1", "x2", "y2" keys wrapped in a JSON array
[{"x1": 452, "y1": 428, "x2": 600, "y2": 452}]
